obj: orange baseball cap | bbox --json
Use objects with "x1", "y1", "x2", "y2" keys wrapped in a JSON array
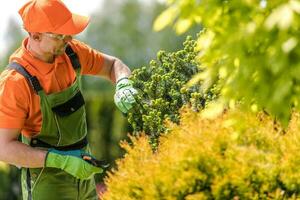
[{"x1": 18, "y1": 0, "x2": 90, "y2": 35}]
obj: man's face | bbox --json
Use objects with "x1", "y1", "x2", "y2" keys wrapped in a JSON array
[{"x1": 39, "y1": 33, "x2": 73, "y2": 56}]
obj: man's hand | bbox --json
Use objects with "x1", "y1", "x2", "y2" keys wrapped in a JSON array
[
  {"x1": 45, "y1": 149, "x2": 103, "y2": 180},
  {"x1": 114, "y1": 77, "x2": 138, "y2": 114}
]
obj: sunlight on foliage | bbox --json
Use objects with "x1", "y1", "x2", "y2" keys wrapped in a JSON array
[
  {"x1": 102, "y1": 106, "x2": 300, "y2": 199},
  {"x1": 175, "y1": 18, "x2": 193, "y2": 34},
  {"x1": 154, "y1": 0, "x2": 300, "y2": 127},
  {"x1": 153, "y1": 6, "x2": 178, "y2": 32},
  {"x1": 0, "y1": 161, "x2": 9, "y2": 173},
  {"x1": 200, "y1": 100, "x2": 224, "y2": 119}
]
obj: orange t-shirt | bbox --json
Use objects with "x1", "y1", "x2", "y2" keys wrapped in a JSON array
[{"x1": 0, "y1": 38, "x2": 104, "y2": 137}]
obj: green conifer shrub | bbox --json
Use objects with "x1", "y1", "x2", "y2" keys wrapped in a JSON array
[{"x1": 128, "y1": 36, "x2": 217, "y2": 147}]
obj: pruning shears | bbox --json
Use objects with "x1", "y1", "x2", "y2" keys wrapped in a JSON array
[{"x1": 82, "y1": 155, "x2": 110, "y2": 168}]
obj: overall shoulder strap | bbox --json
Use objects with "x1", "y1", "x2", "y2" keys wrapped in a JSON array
[
  {"x1": 7, "y1": 62, "x2": 43, "y2": 94},
  {"x1": 7, "y1": 46, "x2": 80, "y2": 93},
  {"x1": 65, "y1": 45, "x2": 81, "y2": 70}
]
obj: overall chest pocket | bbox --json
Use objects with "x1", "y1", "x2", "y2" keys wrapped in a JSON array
[
  {"x1": 51, "y1": 91, "x2": 85, "y2": 117},
  {"x1": 51, "y1": 90, "x2": 87, "y2": 146}
]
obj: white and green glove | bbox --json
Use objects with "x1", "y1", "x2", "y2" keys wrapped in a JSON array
[{"x1": 114, "y1": 77, "x2": 138, "y2": 114}]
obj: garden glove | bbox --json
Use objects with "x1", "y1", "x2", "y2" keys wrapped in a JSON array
[
  {"x1": 114, "y1": 77, "x2": 138, "y2": 114},
  {"x1": 45, "y1": 149, "x2": 103, "y2": 180}
]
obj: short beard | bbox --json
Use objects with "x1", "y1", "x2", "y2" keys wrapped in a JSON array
[{"x1": 54, "y1": 44, "x2": 68, "y2": 56}]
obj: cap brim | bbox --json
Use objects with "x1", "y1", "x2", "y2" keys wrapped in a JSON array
[{"x1": 54, "y1": 13, "x2": 89, "y2": 35}]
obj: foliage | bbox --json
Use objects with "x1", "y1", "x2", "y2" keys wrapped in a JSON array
[
  {"x1": 0, "y1": 162, "x2": 10, "y2": 198},
  {"x1": 84, "y1": 91, "x2": 130, "y2": 181},
  {"x1": 102, "y1": 106, "x2": 300, "y2": 200},
  {"x1": 127, "y1": 35, "x2": 218, "y2": 148},
  {"x1": 81, "y1": 0, "x2": 199, "y2": 92},
  {"x1": 0, "y1": 19, "x2": 24, "y2": 195},
  {"x1": 84, "y1": 0, "x2": 198, "y2": 69},
  {"x1": 0, "y1": 18, "x2": 25, "y2": 71},
  {"x1": 0, "y1": 164, "x2": 21, "y2": 200},
  {"x1": 154, "y1": 0, "x2": 300, "y2": 127}
]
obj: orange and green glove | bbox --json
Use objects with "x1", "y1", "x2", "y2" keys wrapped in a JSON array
[
  {"x1": 45, "y1": 149, "x2": 103, "y2": 180},
  {"x1": 114, "y1": 77, "x2": 138, "y2": 114}
]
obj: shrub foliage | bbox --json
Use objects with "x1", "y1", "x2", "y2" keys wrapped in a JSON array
[
  {"x1": 103, "y1": 107, "x2": 300, "y2": 199},
  {"x1": 128, "y1": 36, "x2": 217, "y2": 147},
  {"x1": 102, "y1": 1, "x2": 300, "y2": 199},
  {"x1": 154, "y1": 0, "x2": 300, "y2": 126}
]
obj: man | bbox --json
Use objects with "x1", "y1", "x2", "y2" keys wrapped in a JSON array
[{"x1": 0, "y1": 0, "x2": 137, "y2": 199}]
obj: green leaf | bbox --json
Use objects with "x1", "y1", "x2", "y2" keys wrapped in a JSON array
[
  {"x1": 265, "y1": 4, "x2": 294, "y2": 30},
  {"x1": 175, "y1": 18, "x2": 193, "y2": 34},
  {"x1": 0, "y1": 162, "x2": 9, "y2": 173},
  {"x1": 153, "y1": 6, "x2": 178, "y2": 32},
  {"x1": 281, "y1": 37, "x2": 298, "y2": 53},
  {"x1": 289, "y1": 0, "x2": 300, "y2": 13}
]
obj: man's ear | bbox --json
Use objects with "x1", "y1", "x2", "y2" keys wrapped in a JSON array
[{"x1": 30, "y1": 32, "x2": 42, "y2": 41}]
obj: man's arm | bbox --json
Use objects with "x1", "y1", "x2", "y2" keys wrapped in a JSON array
[
  {"x1": 0, "y1": 128, "x2": 102, "y2": 179},
  {"x1": 96, "y1": 53, "x2": 138, "y2": 113},
  {"x1": 98, "y1": 53, "x2": 131, "y2": 83},
  {"x1": 0, "y1": 128, "x2": 46, "y2": 168}
]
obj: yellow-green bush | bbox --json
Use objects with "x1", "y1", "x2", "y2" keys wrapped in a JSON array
[{"x1": 102, "y1": 106, "x2": 300, "y2": 199}]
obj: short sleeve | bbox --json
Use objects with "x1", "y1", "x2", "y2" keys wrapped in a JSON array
[
  {"x1": 0, "y1": 69, "x2": 30, "y2": 128},
  {"x1": 68, "y1": 40, "x2": 105, "y2": 75}
]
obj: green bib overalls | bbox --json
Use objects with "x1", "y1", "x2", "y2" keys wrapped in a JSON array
[{"x1": 8, "y1": 46, "x2": 98, "y2": 200}]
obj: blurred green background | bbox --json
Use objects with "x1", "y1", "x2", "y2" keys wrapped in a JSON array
[{"x1": 0, "y1": 0, "x2": 199, "y2": 199}]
